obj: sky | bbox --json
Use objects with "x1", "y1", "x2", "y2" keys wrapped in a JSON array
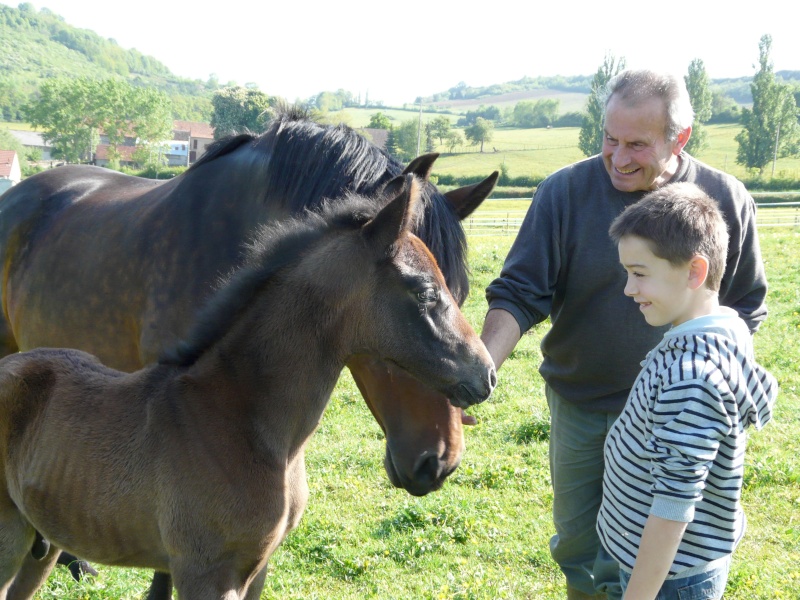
[{"x1": 8, "y1": 0, "x2": 799, "y2": 106}]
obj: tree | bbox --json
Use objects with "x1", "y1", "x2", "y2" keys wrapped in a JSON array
[
  {"x1": 25, "y1": 77, "x2": 172, "y2": 165},
  {"x1": 464, "y1": 117, "x2": 494, "y2": 153},
  {"x1": 210, "y1": 87, "x2": 275, "y2": 139},
  {"x1": 512, "y1": 99, "x2": 560, "y2": 128},
  {"x1": 391, "y1": 119, "x2": 420, "y2": 161},
  {"x1": 735, "y1": 35, "x2": 800, "y2": 175},
  {"x1": 457, "y1": 105, "x2": 501, "y2": 127},
  {"x1": 444, "y1": 130, "x2": 463, "y2": 153},
  {"x1": 368, "y1": 112, "x2": 391, "y2": 129},
  {"x1": 579, "y1": 53, "x2": 626, "y2": 157},
  {"x1": 428, "y1": 115, "x2": 452, "y2": 145},
  {"x1": 684, "y1": 59, "x2": 713, "y2": 156}
]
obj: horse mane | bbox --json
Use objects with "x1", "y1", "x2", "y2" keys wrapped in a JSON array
[
  {"x1": 159, "y1": 193, "x2": 384, "y2": 367},
  {"x1": 187, "y1": 109, "x2": 470, "y2": 304}
]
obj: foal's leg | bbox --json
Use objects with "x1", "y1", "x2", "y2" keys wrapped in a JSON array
[
  {"x1": 0, "y1": 509, "x2": 34, "y2": 600},
  {"x1": 6, "y1": 545, "x2": 60, "y2": 600}
]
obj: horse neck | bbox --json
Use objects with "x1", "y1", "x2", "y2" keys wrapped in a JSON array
[{"x1": 187, "y1": 272, "x2": 352, "y2": 455}]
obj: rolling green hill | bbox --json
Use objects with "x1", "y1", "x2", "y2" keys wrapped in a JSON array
[{"x1": 0, "y1": 3, "x2": 214, "y2": 122}]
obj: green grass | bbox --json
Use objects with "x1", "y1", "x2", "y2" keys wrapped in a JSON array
[{"x1": 32, "y1": 224, "x2": 800, "y2": 599}]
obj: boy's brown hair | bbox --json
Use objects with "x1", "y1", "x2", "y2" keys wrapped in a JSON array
[{"x1": 609, "y1": 182, "x2": 729, "y2": 291}]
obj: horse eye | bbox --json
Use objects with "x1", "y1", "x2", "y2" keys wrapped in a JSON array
[{"x1": 417, "y1": 289, "x2": 439, "y2": 304}]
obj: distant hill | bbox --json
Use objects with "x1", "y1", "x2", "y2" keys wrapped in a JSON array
[
  {"x1": 422, "y1": 72, "x2": 800, "y2": 113},
  {"x1": 0, "y1": 3, "x2": 214, "y2": 122}
]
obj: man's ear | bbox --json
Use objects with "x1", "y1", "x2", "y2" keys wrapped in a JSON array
[
  {"x1": 673, "y1": 126, "x2": 692, "y2": 155},
  {"x1": 687, "y1": 254, "x2": 709, "y2": 290}
]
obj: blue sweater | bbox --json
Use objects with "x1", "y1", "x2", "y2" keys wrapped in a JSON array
[{"x1": 596, "y1": 311, "x2": 777, "y2": 577}]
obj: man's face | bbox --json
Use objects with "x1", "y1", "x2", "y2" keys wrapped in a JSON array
[{"x1": 602, "y1": 95, "x2": 687, "y2": 192}]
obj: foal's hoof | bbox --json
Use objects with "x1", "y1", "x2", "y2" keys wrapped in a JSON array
[
  {"x1": 31, "y1": 532, "x2": 50, "y2": 560},
  {"x1": 68, "y1": 560, "x2": 99, "y2": 581}
]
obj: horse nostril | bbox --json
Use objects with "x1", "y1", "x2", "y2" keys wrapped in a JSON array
[
  {"x1": 489, "y1": 368, "x2": 497, "y2": 390},
  {"x1": 414, "y1": 452, "x2": 441, "y2": 487}
]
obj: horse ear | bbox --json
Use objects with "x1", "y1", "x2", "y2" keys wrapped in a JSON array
[
  {"x1": 444, "y1": 171, "x2": 499, "y2": 220},
  {"x1": 380, "y1": 174, "x2": 408, "y2": 203},
  {"x1": 403, "y1": 153, "x2": 439, "y2": 181},
  {"x1": 363, "y1": 174, "x2": 419, "y2": 256}
]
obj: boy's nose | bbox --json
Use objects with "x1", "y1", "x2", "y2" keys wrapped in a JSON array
[{"x1": 624, "y1": 278, "x2": 637, "y2": 296}]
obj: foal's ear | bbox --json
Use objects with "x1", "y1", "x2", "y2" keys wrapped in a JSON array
[{"x1": 363, "y1": 174, "x2": 419, "y2": 256}]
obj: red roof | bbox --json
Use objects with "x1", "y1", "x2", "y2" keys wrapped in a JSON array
[
  {"x1": 95, "y1": 144, "x2": 137, "y2": 162},
  {"x1": 0, "y1": 150, "x2": 18, "y2": 178},
  {"x1": 173, "y1": 120, "x2": 214, "y2": 139}
]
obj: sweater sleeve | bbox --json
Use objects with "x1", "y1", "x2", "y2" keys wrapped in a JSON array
[
  {"x1": 646, "y1": 360, "x2": 733, "y2": 523},
  {"x1": 485, "y1": 177, "x2": 563, "y2": 333}
]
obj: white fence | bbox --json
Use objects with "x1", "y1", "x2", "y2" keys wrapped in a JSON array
[{"x1": 465, "y1": 201, "x2": 800, "y2": 237}]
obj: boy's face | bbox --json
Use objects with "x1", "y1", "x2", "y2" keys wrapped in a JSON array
[{"x1": 618, "y1": 235, "x2": 696, "y2": 327}]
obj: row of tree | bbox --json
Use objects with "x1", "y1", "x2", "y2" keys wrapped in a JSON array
[
  {"x1": 577, "y1": 35, "x2": 799, "y2": 175},
  {"x1": 26, "y1": 77, "x2": 173, "y2": 167},
  {"x1": 16, "y1": 34, "x2": 800, "y2": 178}
]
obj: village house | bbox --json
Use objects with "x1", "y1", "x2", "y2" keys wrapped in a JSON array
[
  {"x1": 8, "y1": 130, "x2": 53, "y2": 162},
  {"x1": 0, "y1": 150, "x2": 22, "y2": 193},
  {"x1": 172, "y1": 120, "x2": 215, "y2": 164}
]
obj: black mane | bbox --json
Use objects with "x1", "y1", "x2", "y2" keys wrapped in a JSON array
[
  {"x1": 187, "y1": 110, "x2": 469, "y2": 303},
  {"x1": 159, "y1": 193, "x2": 383, "y2": 367}
]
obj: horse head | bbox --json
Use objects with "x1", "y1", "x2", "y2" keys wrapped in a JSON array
[{"x1": 353, "y1": 174, "x2": 496, "y2": 409}]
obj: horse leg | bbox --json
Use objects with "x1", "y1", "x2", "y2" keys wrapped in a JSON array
[
  {"x1": 171, "y1": 563, "x2": 242, "y2": 600},
  {"x1": 56, "y1": 551, "x2": 98, "y2": 581},
  {"x1": 242, "y1": 566, "x2": 268, "y2": 600},
  {"x1": 144, "y1": 572, "x2": 173, "y2": 600},
  {"x1": 0, "y1": 505, "x2": 35, "y2": 599},
  {"x1": 6, "y1": 544, "x2": 60, "y2": 600}
]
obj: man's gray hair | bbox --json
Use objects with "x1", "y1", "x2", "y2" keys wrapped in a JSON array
[{"x1": 603, "y1": 69, "x2": 694, "y2": 142}]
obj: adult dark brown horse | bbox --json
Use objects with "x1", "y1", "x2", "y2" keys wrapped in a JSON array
[
  {"x1": 0, "y1": 111, "x2": 497, "y2": 497},
  {"x1": 0, "y1": 177, "x2": 497, "y2": 600}
]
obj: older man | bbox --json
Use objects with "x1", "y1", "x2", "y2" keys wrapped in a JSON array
[{"x1": 481, "y1": 69, "x2": 767, "y2": 599}]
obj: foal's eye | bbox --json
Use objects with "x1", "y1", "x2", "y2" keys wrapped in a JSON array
[{"x1": 417, "y1": 288, "x2": 439, "y2": 304}]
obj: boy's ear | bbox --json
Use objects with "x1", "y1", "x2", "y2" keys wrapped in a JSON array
[{"x1": 687, "y1": 255, "x2": 709, "y2": 290}]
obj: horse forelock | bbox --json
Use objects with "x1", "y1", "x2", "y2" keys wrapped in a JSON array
[{"x1": 414, "y1": 182, "x2": 470, "y2": 306}]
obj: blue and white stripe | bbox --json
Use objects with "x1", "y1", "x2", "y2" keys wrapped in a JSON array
[{"x1": 597, "y1": 313, "x2": 777, "y2": 577}]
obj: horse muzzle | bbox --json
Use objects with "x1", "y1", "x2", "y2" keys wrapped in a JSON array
[
  {"x1": 384, "y1": 446, "x2": 458, "y2": 497},
  {"x1": 446, "y1": 365, "x2": 497, "y2": 409}
]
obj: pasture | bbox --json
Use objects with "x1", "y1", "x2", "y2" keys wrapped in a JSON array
[
  {"x1": 33, "y1": 214, "x2": 800, "y2": 599},
  {"x1": 325, "y1": 108, "x2": 800, "y2": 189}
]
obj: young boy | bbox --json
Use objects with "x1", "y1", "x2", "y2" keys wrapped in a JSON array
[{"x1": 597, "y1": 182, "x2": 778, "y2": 599}]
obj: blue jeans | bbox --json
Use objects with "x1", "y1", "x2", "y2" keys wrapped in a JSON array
[
  {"x1": 620, "y1": 557, "x2": 731, "y2": 599},
  {"x1": 546, "y1": 386, "x2": 622, "y2": 599}
]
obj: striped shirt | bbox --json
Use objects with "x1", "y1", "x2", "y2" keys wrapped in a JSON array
[{"x1": 597, "y1": 311, "x2": 777, "y2": 577}]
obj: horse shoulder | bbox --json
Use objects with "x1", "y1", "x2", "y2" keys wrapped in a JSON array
[{"x1": 0, "y1": 352, "x2": 61, "y2": 458}]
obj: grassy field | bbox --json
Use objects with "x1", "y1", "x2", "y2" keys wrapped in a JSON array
[
  {"x1": 6, "y1": 112, "x2": 800, "y2": 194},
  {"x1": 33, "y1": 218, "x2": 800, "y2": 599}
]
